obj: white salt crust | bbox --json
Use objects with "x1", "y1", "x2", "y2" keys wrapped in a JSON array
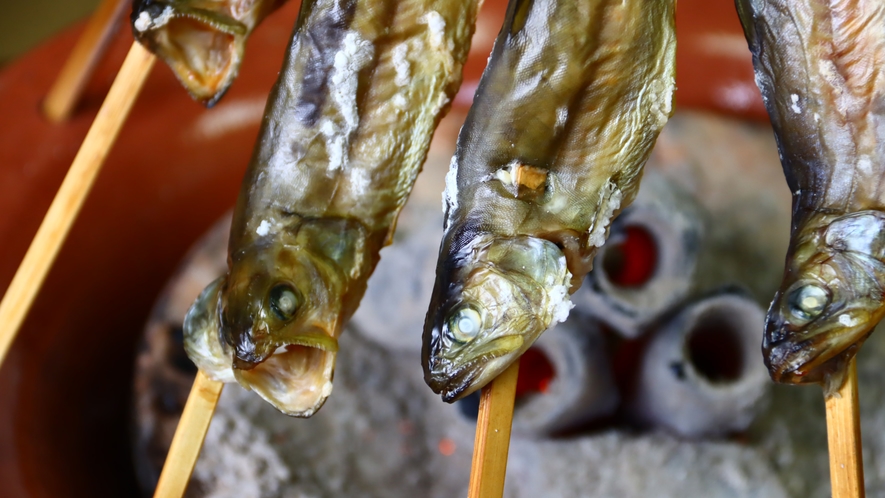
[
  {"x1": 588, "y1": 183, "x2": 623, "y2": 247},
  {"x1": 421, "y1": 11, "x2": 447, "y2": 49},
  {"x1": 442, "y1": 155, "x2": 459, "y2": 216},
  {"x1": 321, "y1": 31, "x2": 375, "y2": 171},
  {"x1": 549, "y1": 283, "x2": 574, "y2": 324},
  {"x1": 134, "y1": 6, "x2": 174, "y2": 32},
  {"x1": 255, "y1": 220, "x2": 271, "y2": 236},
  {"x1": 547, "y1": 255, "x2": 574, "y2": 324},
  {"x1": 392, "y1": 43, "x2": 411, "y2": 87}
]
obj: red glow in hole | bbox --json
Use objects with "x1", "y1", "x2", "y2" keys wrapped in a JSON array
[
  {"x1": 601, "y1": 226, "x2": 657, "y2": 287},
  {"x1": 515, "y1": 347, "x2": 555, "y2": 398}
]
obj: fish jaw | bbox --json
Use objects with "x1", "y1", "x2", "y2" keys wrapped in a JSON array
[
  {"x1": 423, "y1": 234, "x2": 573, "y2": 402},
  {"x1": 223, "y1": 245, "x2": 346, "y2": 417},
  {"x1": 226, "y1": 317, "x2": 339, "y2": 416},
  {"x1": 426, "y1": 335, "x2": 525, "y2": 402},
  {"x1": 764, "y1": 302, "x2": 873, "y2": 387},
  {"x1": 131, "y1": 0, "x2": 273, "y2": 105},
  {"x1": 183, "y1": 276, "x2": 237, "y2": 382},
  {"x1": 228, "y1": 321, "x2": 340, "y2": 370},
  {"x1": 234, "y1": 345, "x2": 336, "y2": 417}
]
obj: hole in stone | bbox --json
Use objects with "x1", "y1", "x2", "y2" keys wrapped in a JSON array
[
  {"x1": 601, "y1": 225, "x2": 657, "y2": 288},
  {"x1": 686, "y1": 310, "x2": 744, "y2": 383}
]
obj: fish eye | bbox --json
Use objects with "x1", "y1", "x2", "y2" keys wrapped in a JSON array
[
  {"x1": 269, "y1": 284, "x2": 301, "y2": 320},
  {"x1": 446, "y1": 305, "x2": 483, "y2": 343},
  {"x1": 787, "y1": 283, "x2": 829, "y2": 322}
]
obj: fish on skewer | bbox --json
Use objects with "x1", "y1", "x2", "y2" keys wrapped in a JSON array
[
  {"x1": 737, "y1": 0, "x2": 885, "y2": 392},
  {"x1": 423, "y1": 0, "x2": 677, "y2": 402},
  {"x1": 131, "y1": 0, "x2": 289, "y2": 105},
  {"x1": 183, "y1": 0, "x2": 481, "y2": 416}
]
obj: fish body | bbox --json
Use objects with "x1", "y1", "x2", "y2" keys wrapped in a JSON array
[
  {"x1": 184, "y1": 0, "x2": 480, "y2": 416},
  {"x1": 423, "y1": 0, "x2": 676, "y2": 402},
  {"x1": 737, "y1": 0, "x2": 885, "y2": 391},
  {"x1": 131, "y1": 0, "x2": 288, "y2": 106}
]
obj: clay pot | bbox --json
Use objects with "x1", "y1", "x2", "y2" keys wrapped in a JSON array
[{"x1": 0, "y1": 0, "x2": 762, "y2": 495}]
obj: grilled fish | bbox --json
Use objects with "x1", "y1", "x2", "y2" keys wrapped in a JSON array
[
  {"x1": 423, "y1": 0, "x2": 676, "y2": 402},
  {"x1": 131, "y1": 0, "x2": 288, "y2": 106},
  {"x1": 183, "y1": 0, "x2": 480, "y2": 416},
  {"x1": 737, "y1": 0, "x2": 885, "y2": 392}
]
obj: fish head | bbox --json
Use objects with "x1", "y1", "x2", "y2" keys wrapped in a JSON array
[
  {"x1": 764, "y1": 211, "x2": 885, "y2": 388},
  {"x1": 423, "y1": 233, "x2": 573, "y2": 402},
  {"x1": 131, "y1": 0, "x2": 270, "y2": 106},
  {"x1": 208, "y1": 218, "x2": 366, "y2": 416}
]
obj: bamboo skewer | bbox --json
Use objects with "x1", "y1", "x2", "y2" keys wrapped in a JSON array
[
  {"x1": 43, "y1": 0, "x2": 129, "y2": 122},
  {"x1": 154, "y1": 371, "x2": 224, "y2": 498},
  {"x1": 468, "y1": 359, "x2": 520, "y2": 498},
  {"x1": 0, "y1": 42, "x2": 155, "y2": 368},
  {"x1": 826, "y1": 357, "x2": 865, "y2": 498}
]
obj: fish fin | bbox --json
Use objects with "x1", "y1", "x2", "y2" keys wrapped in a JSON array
[
  {"x1": 734, "y1": 0, "x2": 758, "y2": 51},
  {"x1": 295, "y1": 218, "x2": 369, "y2": 280},
  {"x1": 384, "y1": 215, "x2": 399, "y2": 247},
  {"x1": 506, "y1": 0, "x2": 534, "y2": 38},
  {"x1": 183, "y1": 276, "x2": 236, "y2": 382},
  {"x1": 821, "y1": 346, "x2": 860, "y2": 398}
]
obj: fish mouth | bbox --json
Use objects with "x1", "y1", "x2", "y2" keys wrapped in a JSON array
[
  {"x1": 133, "y1": 4, "x2": 247, "y2": 105},
  {"x1": 427, "y1": 335, "x2": 524, "y2": 402},
  {"x1": 234, "y1": 342, "x2": 337, "y2": 417},
  {"x1": 275, "y1": 327, "x2": 339, "y2": 353},
  {"x1": 232, "y1": 326, "x2": 339, "y2": 369},
  {"x1": 765, "y1": 322, "x2": 869, "y2": 385},
  {"x1": 233, "y1": 327, "x2": 338, "y2": 417}
]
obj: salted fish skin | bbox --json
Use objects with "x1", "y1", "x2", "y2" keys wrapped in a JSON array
[
  {"x1": 184, "y1": 0, "x2": 481, "y2": 416},
  {"x1": 737, "y1": 0, "x2": 885, "y2": 392},
  {"x1": 423, "y1": 0, "x2": 676, "y2": 402}
]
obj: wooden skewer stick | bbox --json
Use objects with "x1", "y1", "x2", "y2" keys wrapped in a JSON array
[
  {"x1": 0, "y1": 42, "x2": 155, "y2": 368},
  {"x1": 43, "y1": 0, "x2": 130, "y2": 122},
  {"x1": 468, "y1": 359, "x2": 520, "y2": 498},
  {"x1": 154, "y1": 371, "x2": 224, "y2": 498},
  {"x1": 825, "y1": 357, "x2": 865, "y2": 498}
]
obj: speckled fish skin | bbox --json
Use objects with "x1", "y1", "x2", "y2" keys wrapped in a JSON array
[
  {"x1": 423, "y1": 0, "x2": 676, "y2": 402},
  {"x1": 737, "y1": 0, "x2": 885, "y2": 392},
  {"x1": 183, "y1": 0, "x2": 480, "y2": 416},
  {"x1": 131, "y1": 0, "x2": 288, "y2": 106}
]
